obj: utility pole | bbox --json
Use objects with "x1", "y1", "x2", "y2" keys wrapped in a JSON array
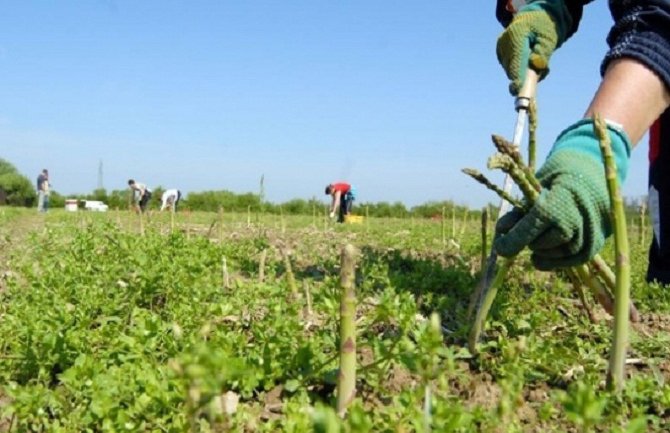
[{"x1": 97, "y1": 160, "x2": 104, "y2": 190}]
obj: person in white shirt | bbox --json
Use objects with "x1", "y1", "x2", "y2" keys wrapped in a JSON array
[
  {"x1": 128, "y1": 179, "x2": 152, "y2": 213},
  {"x1": 160, "y1": 189, "x2": 182, "y2": 212}
]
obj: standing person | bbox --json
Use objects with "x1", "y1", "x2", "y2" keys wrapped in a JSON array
[
  {"x1": 36, "y1": 169, "x2": 49, "y2": 213},
  {"x1": 128, "y1": 179, "x2": 152, "y2": 213},
  {"x1": 325, "y1": 182, "x2": 356, "y2": 223},
  {"x1": 492, "y1": 1, "x2": 670, "y2": 283},
  {"x1": 159, "y1": 188, "x2": 182, "y2": 212}
]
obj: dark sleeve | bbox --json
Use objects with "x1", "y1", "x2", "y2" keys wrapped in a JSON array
[
  {"x1": 496, "y1": 0, "x2": 513, "y2": 27},
  {"x1": 602, "y1": 0, "x2": 670, "y2": 91},
  {"x1": 496, "y1": 0, "x2": 594, "y2": 39}
]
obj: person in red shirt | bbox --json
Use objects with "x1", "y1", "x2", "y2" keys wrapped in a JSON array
[{"x1": 325, "y1": 182, "x2": 355, "y2": 223}]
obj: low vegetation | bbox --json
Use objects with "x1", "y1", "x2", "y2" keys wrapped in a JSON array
[{"x1": 0, "y1": 207, "x2": 667, "y2": 432}]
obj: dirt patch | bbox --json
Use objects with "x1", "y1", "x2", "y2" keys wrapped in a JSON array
[
  {"x1": 385, "y1": 363, "x2": 418, "y2": 394},
  {"x1": 635, "y1": 312, "x2": 670, "y2": 336},
  {"x1": 463, "y1": 373, "x2": 502, "y2": 409}
]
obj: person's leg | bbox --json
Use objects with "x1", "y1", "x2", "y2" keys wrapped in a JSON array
[
  {"x1": 647, "y1": 108, "x2": 670, "y2": 284},
  {"x1": 338, "y1": 195, "x2": 345, "y2": 223},
  {"x1": 139, "y1": 193, "x2": 151, "y2": 212},
  {"x1": 37, "y1": 191, "x2": 44, "y2": 212},
  {"x1": 344, "y1": 194, "x2": 353, "y2": 215}
]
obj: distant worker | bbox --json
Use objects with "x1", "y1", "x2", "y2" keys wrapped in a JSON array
[
  {"x1": 36, "y1": 169, "x2": 49, "y2": 213},
  {"x1": 160, "y1": 188, "x2": 182, "y2": 212},
  {"x1": 128, "y1": 179, "x2": 152, "y2": 213},
  {"x1": 325, "y1": 182, "x2": 356, "y2": 223}
]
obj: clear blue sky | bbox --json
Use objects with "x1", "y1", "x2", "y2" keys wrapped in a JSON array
[{"x1": 0, "y1": 1, "x2": 649, "y2": 208}]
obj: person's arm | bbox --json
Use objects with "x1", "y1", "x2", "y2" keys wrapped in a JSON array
[
  {"x1": 494, "y1": 58, "x2": 670, "y2": 270},
  {"x1": 495, "y1": 0, "x2": 593, "y2": 94},
  {"x1": 585, "y1": 58, "x2": 670, "y2": 145},
  {"x1": 330, "y1": 191, "x2": 341, "y2": 215},
  {"x1": 129, "y1": 186, "x2": 142, "y2": 207},
  {"x1": 496, "y1": 0, "x2": 591, "y2": 34}
]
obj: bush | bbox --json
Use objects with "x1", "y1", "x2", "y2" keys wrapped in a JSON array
[{"x1": 0, "y1": 159, "x2": 36, "y2": 207}]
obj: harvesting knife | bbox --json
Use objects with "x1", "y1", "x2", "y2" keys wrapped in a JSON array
[{"x1": 470, "y1": 70, "x2": 539, "y2": 317}]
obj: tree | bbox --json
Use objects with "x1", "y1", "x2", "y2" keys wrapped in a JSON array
[
  {"x1": 0, "y1": 159, "x2": 36, "y2": 207},
  {"x1": 90, "y1": 188, "x2": 108, "y2": 202}
]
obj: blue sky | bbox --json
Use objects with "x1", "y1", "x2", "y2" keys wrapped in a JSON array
[{"x1": 0, "y1": 1, "x2": 649, "y2": 208}]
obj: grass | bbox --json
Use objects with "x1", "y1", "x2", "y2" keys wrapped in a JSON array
[{"x1": 0, "y1": 206, "x2": 667, "y2": 432}]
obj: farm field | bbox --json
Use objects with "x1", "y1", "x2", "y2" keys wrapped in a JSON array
[{"x1": 0, "y1": 207, "x2": 669, "y2": 432}]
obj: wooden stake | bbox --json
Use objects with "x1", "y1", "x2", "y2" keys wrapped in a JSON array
[
  {"x1": 365, "y1": 205, "x2": 369, "y2": 233},
  {"x1": 280, "y1": 206, "x2": 286, "y2": 234},
  {"x1": 337, "y1": 244, "x2": 358, "y2": 417},
  {"x1": 458, "y1": 209, "x2": 469, "y2": 243},
  {"x1": 324, "y1": 207, "x2": 328, "y2": 232},
  {"x1": 281, "y1": 248, "x2": 298, "y2": 295},
  {"x1": 258, "y1": 249, "x2": 267, "y2": 283},
  {"x1": 138, "y1": 209, "x2": 145, "y2": 236},
  {"x1": 303, "y1": 280, "x2": 313, "y2": 320},
  {"x1": 441, "y1": 206, "x2": 446, "y2": 248},
  {"x1": 186, "y1": 210, "x2": 191, "y2": 240},
  {"x1": 170, "y1": 205, "x2": 175, "y2": 234},
  {"x1": 218, "y1": 206, "x2": 224, "y2": 243},
  {"x1": 312, "y1": 200, "x2": 317, "y2": 228},
  {"x1": 222, "y1": 257, "x2": 230, "y2": 290}
]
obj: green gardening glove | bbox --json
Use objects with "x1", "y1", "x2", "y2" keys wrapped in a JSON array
[
  {"x1": 496, "y1": 0, "x2": 573, "y2": 95},
  {"x1": 493, "y1": 119, "x2": 632, "y2": 270}
]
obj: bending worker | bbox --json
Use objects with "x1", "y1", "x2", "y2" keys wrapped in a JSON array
[
  {"x1": 325, "y1": 182, "x2": 356, "y2": 223},
  {"x1": 493, "y1": 0, "x2": 670, "y2": 283},
  {"x1": 128, "y1": 179, "x2": 152, "y2": 213},
  {"x1": 160, "y1": 189, "x2": 183, "y2": 212}
]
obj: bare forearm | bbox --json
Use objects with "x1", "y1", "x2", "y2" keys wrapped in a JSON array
[
  {"x1": 331, "y1": 193, "x2": 341, "y2": 212},
  {"x1": 585, "y1": 59, "x2": 670, "y2": 146}
]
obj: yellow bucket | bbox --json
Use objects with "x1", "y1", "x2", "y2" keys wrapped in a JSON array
[{"x1": 345, "y1": 215, "x2": 364, "y2": 224}]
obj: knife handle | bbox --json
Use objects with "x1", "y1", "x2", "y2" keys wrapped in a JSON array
[{"x1": 515, "y1": 69, "x2": 539, "y2": 111}]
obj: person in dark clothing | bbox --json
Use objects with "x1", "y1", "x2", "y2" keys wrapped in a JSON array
[
  {"x1": 647, "y1": 110, "x2": 670, "y2": 283},
  {"x1": 492, "y1": 0, "x2": 670, "y2": 283},
  {"x1": 36, "y1": 169, "x2": 49, "y2": 213}
]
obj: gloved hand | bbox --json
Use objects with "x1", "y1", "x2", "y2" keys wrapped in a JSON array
[
  {"x1": 496, "y1": 0, "x2": 573, "y2": 94},
  {"x1": 329, "y1": 211, "x2": 336, "y2": 219},
  {"x1": 493, "y1": 119, "x2": 632, "y2": 270}
]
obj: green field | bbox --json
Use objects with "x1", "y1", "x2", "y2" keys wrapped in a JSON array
[{"x1": 0, "y1": 207, "x2": 668, "y2": 432}]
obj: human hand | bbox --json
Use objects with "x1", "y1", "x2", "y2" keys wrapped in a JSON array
[
  {"x1": 329, "y1": 211, "x2": 335, "y2": 219},
  {"x1": 493, "y1": 119, "x2": 632, "y2": 270},
  {"x1": 496, "y1": 0, "x2": 572, "y2": 94}
]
